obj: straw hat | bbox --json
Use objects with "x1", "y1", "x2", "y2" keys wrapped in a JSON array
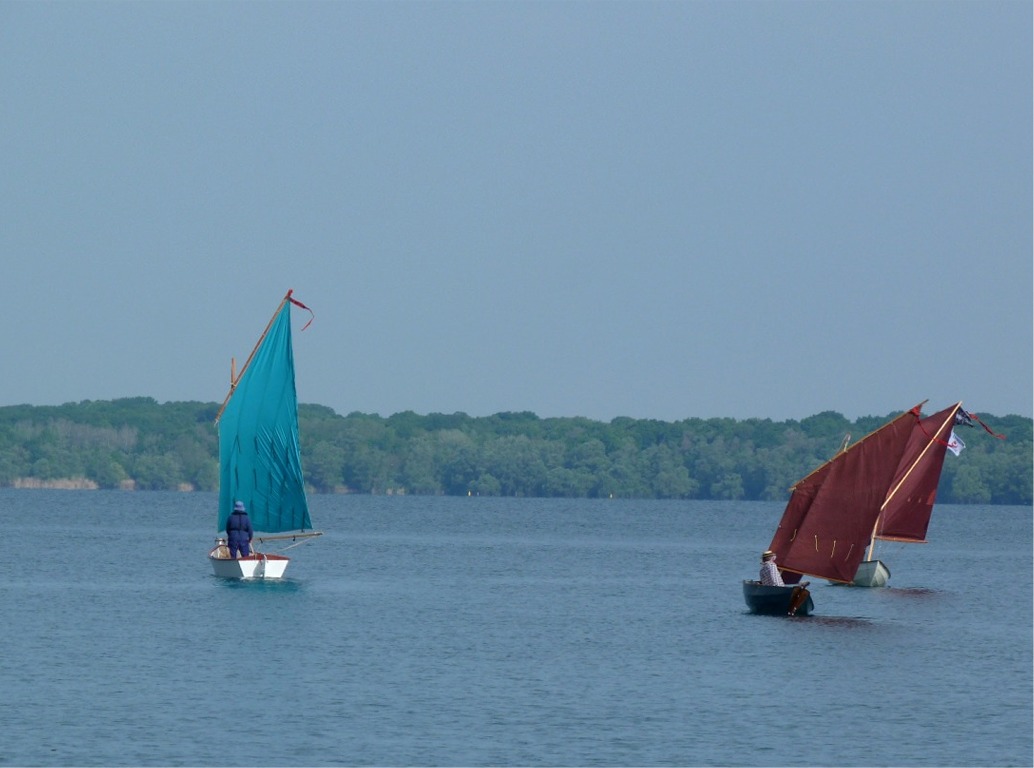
[{"x1": 761, "y1": 550, "x2": 776, "y2": 561}]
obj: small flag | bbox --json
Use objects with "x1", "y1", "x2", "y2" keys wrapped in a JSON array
[
  {"x1": 955, "y1": 409, "x2": 975, "y2": 427},
  {"x1": 946, "y1": 430, "x2": 965, "y2": 456}
]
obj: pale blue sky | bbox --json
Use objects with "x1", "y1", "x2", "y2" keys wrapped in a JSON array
[{"x1": 2, "y1": 1, "x2": 1031, "y2": 422}]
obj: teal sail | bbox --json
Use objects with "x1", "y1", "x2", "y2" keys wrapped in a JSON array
[{"x1": 216, "y1": 292, "x2": 312, "y2": 534}]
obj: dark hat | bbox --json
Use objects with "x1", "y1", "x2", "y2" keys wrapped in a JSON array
[{"x1": 233, "y1": 501, "x2": 246, "y2": 512}]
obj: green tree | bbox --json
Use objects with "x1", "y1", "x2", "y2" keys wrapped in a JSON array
[
  {"x1": 306, "y1": 441, "x2": 346, "y2": 492},
  {"x1": 0, "y1": 399, "x2": 1027, "y2": 503},
  {"x1": 84, "y1": 451, "x2": 129, "y2": 489},
  {"x1": 545, "y1": 466, "x2": 594, "y2": 497},
  {"x1": 470, "y1": 472, "x2": 501, "y2": 496},
  {"x1": 711, "y1": 472, "x2": 745, "y2": 500},
  {"x1": 131, "y1": 454, "x2": 182, "y2": 490},
  {"x1": 399, "y1": 434, "x2": 441, "y2": 495},
  {"x1": 949, "y1": 463, "x2": 992, "y2": 504},
  {"x1": 644, "y1": 444, "x2": 697, "y2": 498},
  {"x1": 436, "y1": 429, "x2": 479, "y2": 495}
]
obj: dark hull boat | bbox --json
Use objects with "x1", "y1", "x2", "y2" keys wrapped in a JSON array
[
  {"x1": 749, "y1": 402, "x2": 940, "y2": 615},
  {"x1": 745, "y1": 405, "x2": 924, "y2": 616},
  {"x1": 747, "y1": 400, "x2": 1000, "y2": 610},
  {"x1": 742, "y1": 581, "x2": 813, "y2": 617}
]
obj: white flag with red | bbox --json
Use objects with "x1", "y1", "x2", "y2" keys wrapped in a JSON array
[{"x1": 946, "y1": 429, "x2": 965, "y2": 456}]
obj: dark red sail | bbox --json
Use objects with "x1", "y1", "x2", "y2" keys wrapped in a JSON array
[
  {"x1": 875, "y1": 403, "x2": 961, "y2": 544},
  {"x1": 768, "y1": 406, "x2": 921, "y2": 583}
]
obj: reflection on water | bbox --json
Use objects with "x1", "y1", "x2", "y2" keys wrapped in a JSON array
[
  {"x1": 806, "y1": 615, "x2": 876, "y2": 628},
  {"x1": 745, "y1": 611, "x2": 875, "y2": 628},
  {"x1": 212, "y1": 576, "x2": 304, "y2": 592},
  {"x1": 882, "y1": 586, "x2": 942, "y2": 598}
]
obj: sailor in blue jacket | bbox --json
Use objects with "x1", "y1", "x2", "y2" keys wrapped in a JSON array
[{"x1": 227, "y1": 500, "x2": 254, "y2": 559}]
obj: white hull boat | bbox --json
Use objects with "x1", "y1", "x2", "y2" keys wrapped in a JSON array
[
  {"x1": 851, "y1": 559, "x2": 890, "y2": 588},
  {"x1": 848, "y1": 402, "x2": 982, "y2": 588},
  {"x1": 209, "y1": 290, "x2": 321, "y2": 580},
  {"x1": 208, "y1": 540, "x2": 291, "y2": 579}
]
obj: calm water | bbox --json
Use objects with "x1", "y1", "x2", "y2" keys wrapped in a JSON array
[{"x1": 1, "y1": 490, "x2": 1030, "y2": 767}]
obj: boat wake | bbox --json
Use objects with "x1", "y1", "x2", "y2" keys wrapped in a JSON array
[
  {"x1": 215, "y1": 577, "x2": 303, "y2": 592},
  {"x1": 805, "y1": 615, "x2": 875, "y2": 628},
  {"x1": 881, "y1": 586, "x2": 941, "y2": 598}
]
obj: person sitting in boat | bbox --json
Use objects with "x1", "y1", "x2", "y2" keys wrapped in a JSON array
[
  {"x1": 759, "y1": 550, "x2": 785, "y2": 586},
  {"x1": 227, "y1": 500, "x2": 254, "y2": 559}
]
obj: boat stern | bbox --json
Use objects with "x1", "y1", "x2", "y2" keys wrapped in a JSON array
[
  {"x1": 852, "y1": 559, "x2": 891, "y2": 588},
  {"x1": 208, "y1": 543, "x2": 291, "y2": 579},
  {"x1": 742, "y1": 580, "x2": 814, "y2": 617}
]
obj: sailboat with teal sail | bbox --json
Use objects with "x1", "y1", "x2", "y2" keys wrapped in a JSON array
[{"x1": 208, "y1": 290, "x2": 322, "y2": 579}]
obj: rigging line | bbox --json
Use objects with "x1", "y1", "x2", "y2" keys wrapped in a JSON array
[
  {"x1": 911, "y1": 404, "x2": 1004, "y2": 444},
  {"x1": 214, "y1": 290, "x2": 313, "y2": 423},
  {"x1": 867, "y1": 403, "x2": 957, "y2": 551},
  {"x1": 966, "y1": 412, "x2": 1007, "y2": 440},
  {"x1": 255, "y1": 535, "x2": 323, "y2": 554},
  {"x1": 280, "y1": 536, "x2": 321, "y2": 553},
  {"x1": 909, "y1": 402, "x2": 968, "y2": 450},
  {"x1": 883, "y1": 404, "x2": 961, "y2": 513}
]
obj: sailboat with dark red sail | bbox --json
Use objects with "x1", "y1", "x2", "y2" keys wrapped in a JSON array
[{"x1": 743, "y1": 401, "x2": 977, "y2": 614}]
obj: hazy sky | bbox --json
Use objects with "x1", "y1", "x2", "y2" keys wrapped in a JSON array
[{"x1": 2, "y1": 1, "x2": 1031, "y2": 422}]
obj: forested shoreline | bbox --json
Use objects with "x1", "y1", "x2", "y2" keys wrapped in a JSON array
[{"x1": 0, "y1": 398, "x2": 1029, "y2": 504}]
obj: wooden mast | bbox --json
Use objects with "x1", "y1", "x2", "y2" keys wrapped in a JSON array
[
  {"x1": 215, "y1": 290, "x2": 294, "y2": 424},
  {"x1": 864, "y1": 401, "x2": 961, "y2": 558}
]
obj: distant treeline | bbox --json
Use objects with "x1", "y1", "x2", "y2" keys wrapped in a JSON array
[{"x1": 0, "y1": 398, "x2": 1029, "y2": 504}]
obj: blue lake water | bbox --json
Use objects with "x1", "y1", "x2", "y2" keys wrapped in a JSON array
[{"x1": 1, "y1": 490, "x2": 1030, "y2": 767}]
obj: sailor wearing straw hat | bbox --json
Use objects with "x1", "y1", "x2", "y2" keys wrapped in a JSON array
[{"x1": 759, "y1": 550, "x2": 785, "y2": 586}]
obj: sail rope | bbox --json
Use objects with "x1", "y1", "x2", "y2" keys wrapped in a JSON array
[
  {"x1": 253, "y1": 531, "x2": 323, "y2": 554},
  {"x1": 274, "y1": 537, "x2": 318, "y2": 553},
  {"x1": 963, "y1": 412, "x2": 1006, "y2": 440},
  {"x1": 910, "y1": 405, "x2": 1006, "y2": 446}
]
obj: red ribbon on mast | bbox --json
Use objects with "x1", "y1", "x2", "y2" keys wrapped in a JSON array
[
  {"x1": 910, "y1": 405, "x2": 1006, "y2": 445},
  {"x1": 286, "y1": 289, "x2": 314, "y2": 331},
  {"x1": 967, "y1": 413, "x2": 1006, "y2": 440}
]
